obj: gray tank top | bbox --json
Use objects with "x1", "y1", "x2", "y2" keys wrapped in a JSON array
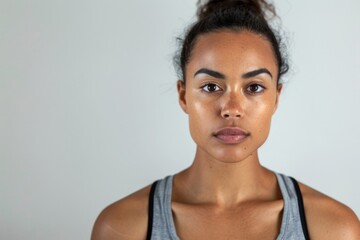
[{"x1": 147, "y1": 172, "x2": 309, "y2": 240}]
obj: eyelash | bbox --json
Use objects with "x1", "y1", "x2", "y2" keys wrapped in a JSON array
[
  {"x1": 200, "y1": 83, "x2": 266, "y2": 94},
  {"x1": 200, "y1": 83, "x2": 222, "y2": 93},
  {"x1": 246, "y1": 83, "x2": 266, "y2": 94}
]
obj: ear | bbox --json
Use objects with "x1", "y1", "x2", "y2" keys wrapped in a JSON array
[
  {"x1": 273, "y1": 83, "x2": 283, "y2": 114},
  {"x1": 177, "y1": 80, "x2": 188, "y2": 114}
]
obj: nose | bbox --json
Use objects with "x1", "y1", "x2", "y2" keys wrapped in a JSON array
[{"x1": 220, "y1": 92, "x2": 244, "y2": 119}]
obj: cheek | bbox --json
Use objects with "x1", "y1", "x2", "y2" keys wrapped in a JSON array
[
  {"x1": 249, "y1": 101, "x2": 275, "y2": 136},
  {"x1": 187, "y1": 98, "x2": 215, "y2": 140}
]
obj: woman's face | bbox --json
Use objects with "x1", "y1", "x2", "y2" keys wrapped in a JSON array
[{"x1": 177, "y1": 30, "x2": 282, "y2": 163}]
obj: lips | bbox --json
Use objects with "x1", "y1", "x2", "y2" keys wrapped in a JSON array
[{"x1": 213, "y1": 127, "x2": 249, "y2": 144}]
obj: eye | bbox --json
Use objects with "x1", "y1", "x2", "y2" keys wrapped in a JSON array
[
  {"x1": 247, "y1": 84, "x2": 265, "y2": 94},
  {"x1": 201, "y1": 83, "x2": 222, "y2": 93}
]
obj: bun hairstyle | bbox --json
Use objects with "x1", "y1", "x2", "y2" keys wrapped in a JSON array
[
  {"x1": 196, "y1": 0, "x2": 275, "y2": 21},
  {"x1": 174, "y1": 0, "x2": 288, "y2": 84}
]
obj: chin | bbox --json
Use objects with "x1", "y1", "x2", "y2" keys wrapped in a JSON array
[
  {"x1": 214, "y1": 157, "x2": 246, "y2": 164},
  {"x1": 208, "y1": 147, "x2": 256, "y2": 164}
]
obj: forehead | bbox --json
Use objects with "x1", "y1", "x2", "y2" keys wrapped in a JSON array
[{"x1": 187, "y1": 30, "x2": 278, "y2": 77}]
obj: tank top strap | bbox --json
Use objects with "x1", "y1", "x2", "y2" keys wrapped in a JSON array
[
  {"x1": 147, "y1": 175, "x2": 179, "y2": 240},
  {"x1": 289, "y1": 176, "x2": 310, "y2": 239},
  {"x1": 275, "y1": 172, "x2": 310, "y2": 240},
  {"x1": 146, "y1": 180, "x2": 158, "y2": 240}
]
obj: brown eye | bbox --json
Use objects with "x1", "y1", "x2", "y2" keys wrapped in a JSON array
[
  {"x1": 247, "y1": 84, "x2": 265, "y2": 93},
  {"x1": 201, "y1": 83, "x2": 221, "y2": 92}
]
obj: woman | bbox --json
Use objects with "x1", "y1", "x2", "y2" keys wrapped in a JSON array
[{"x1": 92, "y1": 0, "x2": 360, "y2": 239}]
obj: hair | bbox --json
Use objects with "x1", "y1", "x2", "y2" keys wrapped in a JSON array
[{"x1": 173, "y1": 0, "x2": 289, "y2": 84}]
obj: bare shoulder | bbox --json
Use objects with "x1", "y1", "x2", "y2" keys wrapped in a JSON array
[
  {"x1": 91, "y1": 184, "x2": 152, "y2": 240},
  {"x1": 298, "y1": 182, "x2": 360, "y2": 239}
]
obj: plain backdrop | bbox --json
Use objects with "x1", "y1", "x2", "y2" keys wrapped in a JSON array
[{"x1": 1, "y1": 0, "x2": 359, "y2": 239}]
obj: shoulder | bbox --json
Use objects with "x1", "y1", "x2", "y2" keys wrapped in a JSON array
[
  {"x1": 91, "y1": 184, "x2": 152, "y2": 240},
  {"x1": 298, "y1": 182, "x2": 360, "y2": 240}
]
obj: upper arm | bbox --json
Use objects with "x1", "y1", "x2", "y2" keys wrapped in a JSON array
[
  {"x1": 338, "y1": 213, "x2": 360, "y2": 240},
  {"x1": 323, "y1": 207, "x2": 360, "y2": 240},
  {"x1": 331, "y1": 205, "x2": 359, "y2": 239},
  {"x1": 300, "y1": 183, "x2": 360, "y2": 240},
  {"x1": 91, "y1": 186, "x2": 152, "y2": 240},
  {"x1": 91, "y1": 206, "x2": 129, "y2": 240}
]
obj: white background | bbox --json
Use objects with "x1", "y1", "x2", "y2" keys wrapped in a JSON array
[{"x1": 1, "y1": 0, "x2": 359, "y2": 239}]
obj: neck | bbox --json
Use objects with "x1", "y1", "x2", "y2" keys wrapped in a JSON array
[{"x1": 174, "y1": 147, "x2": 278, "y2": 208}]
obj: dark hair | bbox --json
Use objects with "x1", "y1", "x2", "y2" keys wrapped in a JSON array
[{"x1": 174, "y1": 0, "x2": 289, "y2": 84}]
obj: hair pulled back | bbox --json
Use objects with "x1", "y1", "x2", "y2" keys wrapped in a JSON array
[{"x1": 174, "y1": 0, "x2": 289, "y2": 84}]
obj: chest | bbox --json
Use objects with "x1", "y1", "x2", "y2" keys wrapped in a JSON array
[{"x1": 172, "y1": 201, "x2": 283, "y2": 240}]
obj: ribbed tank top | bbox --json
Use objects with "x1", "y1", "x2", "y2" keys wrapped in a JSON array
[{"x1": 147, "y1": 172, "x2": 310, "y2": 240}]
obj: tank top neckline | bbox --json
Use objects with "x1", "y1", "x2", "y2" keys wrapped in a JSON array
[{"x1": 162, "y1": 172, "x2": 291, "y2": 240}]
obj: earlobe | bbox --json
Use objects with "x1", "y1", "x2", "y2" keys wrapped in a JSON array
[{"x1": 177, "y1": 80, "x2": 188, "y2": 114}]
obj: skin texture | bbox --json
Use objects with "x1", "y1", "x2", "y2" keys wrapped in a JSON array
[{"x1": 91, "y1": 31, "x2": 360, "y2": 240}]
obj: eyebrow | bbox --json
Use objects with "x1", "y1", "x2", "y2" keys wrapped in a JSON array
[
  {"x1": 194, "y1": 68, "x2": 225, "y2": 79},
  {"x1": 194, "y1": 68, "x2": 273, "y2": 80},
  {"x1": 242, "y1": 68, "x2": 273, "y2": 79}
]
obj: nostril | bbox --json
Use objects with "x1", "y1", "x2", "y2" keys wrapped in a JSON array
[{"x1": 222, "y1": 112, "x2": 241, "y2": 118}]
